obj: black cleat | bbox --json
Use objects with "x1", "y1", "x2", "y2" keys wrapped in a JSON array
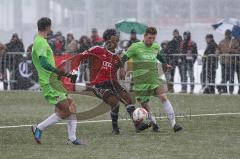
[
  {"x1": 112, "y1": 127, "x2": 120, "y2": 135},
  {"x1": 112, "y1": 123, "x2": 120, "y2": 135},
  {"x1": 173, "y1": 124, "x2": 183, "y2": 132},
  {"x1": 152, "y1": 124, "x2": 160, "y2": 133},
  {"x1": 135, "y1": 122, "x2": 152, "y2": 133}
]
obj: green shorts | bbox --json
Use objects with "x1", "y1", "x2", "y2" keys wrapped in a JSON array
[
  {"x1": 41, "y1": 84, "x2": 68, "y2": 105},
  {"x1": 134, "y1": 84, "x2": 159, "y2": 104}
]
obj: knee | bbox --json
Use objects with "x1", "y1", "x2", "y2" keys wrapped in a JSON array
[
  {"x1": 55, "y1": 99, "x2": 76, "y2": 119},
  {"x1": 68, "y1": 98, "x2": 77, "y2": 114},
  {"x1": 57, "y1": 110, "x2": 71, "y2": 119}
]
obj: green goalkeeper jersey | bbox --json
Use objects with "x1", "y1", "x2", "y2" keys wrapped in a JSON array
[
  {"x1": 32, "y1": 34, "x2": 67, "y2": 105},
  {"x1": 32, "y1": 34, "x2": 55, "y2": 86},
  {"x1": 124, "y1": 41, "x2": 163, "y2": 91}
]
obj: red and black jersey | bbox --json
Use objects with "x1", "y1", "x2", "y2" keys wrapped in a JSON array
[
  {"x1": 57, "y1": 46, "x2": 121, "y2": 91},
  {"x1": 85, "y1": 46, "x2": 121, "y2": 85}
]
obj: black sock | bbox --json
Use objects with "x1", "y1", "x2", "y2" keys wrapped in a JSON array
[{"x1": 111, "y1": 105, "x2": 119, "y2": 126}]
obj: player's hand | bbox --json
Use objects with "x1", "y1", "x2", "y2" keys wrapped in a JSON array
[
  {"x1": 56, "y1": 70, "x2": 69, "y2": 79},
  {"x1": 162, "y1": 64, "x2": 172, "y2": 73},
  {"x1": 67, "y1": 74, "x2": 78, "y2": 83},
  {"x1": 56, "y1": 70, "x2": 77, "y2": 83},
  {"x1": 120, "y1": 68, "x2": 126, "y2": 80}
]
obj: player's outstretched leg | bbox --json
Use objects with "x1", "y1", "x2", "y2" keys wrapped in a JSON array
[
  {"x1": 155, "y1": 86, "x2": 183, "y2": 132},
  {"x1": 56, "y1": 98, "x2": 84, "y2": 145},
  {"x1": 100, "y1": 89, "x2": 121, "y2": 135},
  {"x1": 110, "y1": 104, "x2": 120, "y2": 135},
  {"x1": 102, "y1": 88, "x2": 151, "y2": 133},
  {"x1": 32, "y1": 98, "x2": 84, "y2": 145},
  {"x1": 32, "y1": 112, "x2": 61, "y2": 144},
  {"x1": 141, "y1": 102, "x2": 160, "y2": 132},
  {"x1": 119, "y1": 91, "x2": 152, "y2": 133}
]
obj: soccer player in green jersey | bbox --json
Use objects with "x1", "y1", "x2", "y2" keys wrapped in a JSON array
[
  {"x1": 120, "y1": 27, "x2": 182, "y2": 132},
  {"x1": 31, "y1": 17, "x2": 83, "y2": 145}
]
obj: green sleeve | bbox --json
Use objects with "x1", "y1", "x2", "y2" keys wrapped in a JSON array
[
  {"x1": 36, "y1": 40, "x2": 48, "y2": 58},
  {"x1": 39, "y1": 56, "x2": 58, "y2": 73},
  {"x1": 156, "y1": 53, "x2": 167, "y2": 64}
]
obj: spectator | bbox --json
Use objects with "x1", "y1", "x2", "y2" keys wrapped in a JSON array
[
  {"x1": 26, "y1": 41, "x2": 38, "y2": 85},
  {"x1": 128, "y1": 29, "x2": 140, "y2": 47},
  {"x1": 47, "y1": 30, "x2": 56, "y2": 51},
  {"x1": 235, "y1": 38, "x2": 240, "y2": 94},
  {"x1": 0, "y1": 42, "x2": 6, "y2": 51},
  {"x1": 180, "y1": 31, "x2": 198, "y2": 94},
  {"x1": 65, "y1": 33, "x2": 78, "y2": 54},
  {"x1": 91, "y1": 28, "x2": 104, "y2": 46},
  {"x1": 27, "y1": 44, "x2": 33, "y2": 54},
  {"x1": 77, "y1": 35, "x2": 92, "y2": 82},
  {"x1": 165, "y1": 29, "x2": 183, "y2": 93},
  {"x1": 78, "y1": 35, "x2": 92, "y2": 53},
  {"x1": 0, "y1": 42, "x2": 6, "y2": 80},
  {"x1": 160, "y1": 41, "x2": 174, "y2": 92},
  {"x1": 54, "y1": 31, "x2": 65, "y2": 54},
  {"x1": 5, "y1": 33, "x2": 25, "y2": 52},
  {"x1": 202, "y1": 34, "x2": 218, "y2": 94},
  {"x1": 4, "y1": 33, "x2": 25, "y2": 90},
  {"x1": 216, "y1": 30, "x2": 240, "y2": 94}
]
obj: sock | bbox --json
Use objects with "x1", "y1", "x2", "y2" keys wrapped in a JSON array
[
  {"x1": 67, "y1": 114, "x2": 77, "y2": 142},
  {"x1": 111, "y1": 104, "x2": 119, "y2": 126},
  {"x1": 37, "y1": 113, "x2": 61, "y2": 131},
  {"x1": 162, "y1": 100, "x2": 176, "y2": 128},
  {"x1": 148, "y1": 112, "x2": 157, "y2": 125}
]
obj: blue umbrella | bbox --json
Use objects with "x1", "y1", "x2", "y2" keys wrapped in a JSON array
[{"x1": 212, "y1": 18, "x2": 240, "y2": 38}]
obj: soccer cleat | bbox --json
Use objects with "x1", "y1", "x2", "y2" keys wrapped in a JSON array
[
  {"x1": 152, "y1": 124, "x2": 160, "y2": 133},
  {"x1": 135, "y1": 121, "x2": 152, "y2": 133},
  {"x1": 173, "y1": 124, "x2": 183, "y2": 132},
  {"x1": 66, "y1": 139, "x2": 85, "y2": 145},
  {"x1": 31, "y1": 125, "x2": 42, "y2": 144},
  {"x1": 112, "y1": 123, "x2": 120, "y2": 135}
]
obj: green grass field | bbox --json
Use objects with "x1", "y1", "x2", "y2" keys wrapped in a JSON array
[{"x1": 0, "y1": 91, "x2": 240, "y2": 159}]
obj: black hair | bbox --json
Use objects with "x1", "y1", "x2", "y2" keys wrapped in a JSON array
[
  {"x1": 225, "y1": 29, "x2": 232, "y2": 36},
  {"x1": 37, "y1": 17, "x2": 51, "y2": 31},
  {"x1": 103, "y1": 29, "x2": 118, "y2": 41},
  {"x1": 173, "y1": 29, "x2": 179, "y2": 33},
  {"x1": 130, "y1": 29, "x2": 137, "y2": 34},
  {"x1": 183, "y1": 31, "x2": 191, "y2": 36},
  {"x1": 206, "y1": 34, "x2": 214, "y2": 39},
  {"x1": 161, "y1": 41, "x2": 168, "y2": 48}
]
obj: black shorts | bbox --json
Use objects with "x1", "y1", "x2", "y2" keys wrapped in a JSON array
[{"x1": 93, "y1": 80, "x2": 125, "y2": 99}]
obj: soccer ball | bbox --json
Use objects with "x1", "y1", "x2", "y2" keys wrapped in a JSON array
[{"x1": 132, "y1": 108, "x2": 148, "y2": 122}]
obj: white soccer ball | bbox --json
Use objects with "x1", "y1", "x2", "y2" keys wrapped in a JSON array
[{"x1": 132, "y1": 108, "x2": 148, "y2": 122}]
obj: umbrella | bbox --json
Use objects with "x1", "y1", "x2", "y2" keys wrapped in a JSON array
[
  {"x1": 115, "y1": 18, "x2": 147, "y2": 34},
  {"x1": 212, "y1": 18, "x2": 240, "y2": 38}
]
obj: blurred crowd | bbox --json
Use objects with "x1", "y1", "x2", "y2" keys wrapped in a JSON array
[
  {"x1": 161, "y1": 29, "x2": 240, "y2": 95},
  {"x1": 26, "y1": 28, "x2": 104, "y2": 55},
  {"x1": 0, "y1": 28, "x2": 240, "y2": 94}
]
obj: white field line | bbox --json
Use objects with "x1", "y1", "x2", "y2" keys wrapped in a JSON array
[{"x1": 0, "y1": 112, "x2": 240, "y2": 129}]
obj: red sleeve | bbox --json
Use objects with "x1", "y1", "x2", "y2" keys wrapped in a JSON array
[
  {"x1": 56, "y1": 52, "x2": 90, "y2": 92},
  {"x1": 57, "y1": 51, "x2": 90, "y2": 72}
]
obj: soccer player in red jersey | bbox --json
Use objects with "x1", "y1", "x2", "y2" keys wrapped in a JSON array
[{"x1": 61, "y1": 29, "x2": 151, "y2": 134}]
